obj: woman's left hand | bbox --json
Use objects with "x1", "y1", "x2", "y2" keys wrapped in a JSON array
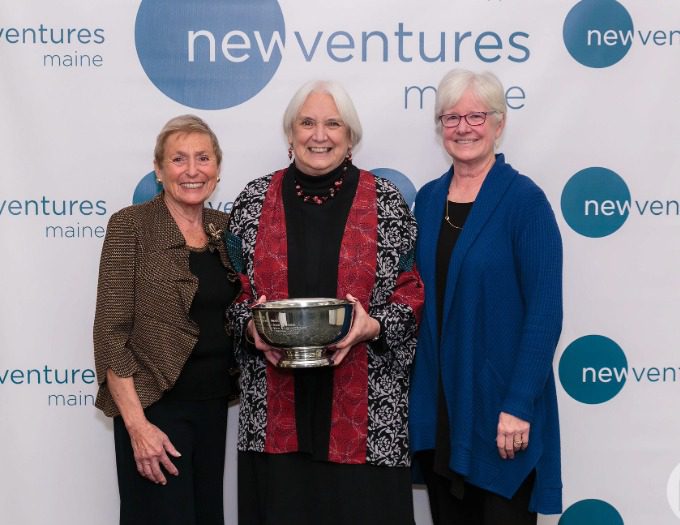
[
  {"x1": 327, "y1": 293, "x2": 381, "y2": 366},
  {"x1": 496, "y1": 411, "x2": 530, "y2": 460}
]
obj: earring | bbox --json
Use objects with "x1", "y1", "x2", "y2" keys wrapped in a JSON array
[
  {"x1": 345, "y1": 148, "x2": 352, "y2": 162},
  {"x1": 288, "y1": 145, "x2": 293, "y2": 161},
  {"x1": 156, "y1": 177, "x2": 162, "y2": 184},
  {"x1": 217, "y1": 176, "x2": 221, "y2": 182}
]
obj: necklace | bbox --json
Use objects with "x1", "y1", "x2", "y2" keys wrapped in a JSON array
[
  {"x1": 294, "y1": 164, "x2": 347, "y2": 205},
  {"x1": 444, "y1": 200, "x2": 463, "y2": 230}
]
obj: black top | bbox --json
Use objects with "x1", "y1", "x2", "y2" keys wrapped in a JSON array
[
  {"x1": 435, "y1": 200, "x2": 474, "y2": 496},
  {"x1": 165, "y1": 248, "x2": 239, "y2": 400},
  {"x1": 282, "y1": 160, "x2": 359, "y2": 459},
  {"x1": 436, "y1": 201, "x2": 474, "y2": 331}
]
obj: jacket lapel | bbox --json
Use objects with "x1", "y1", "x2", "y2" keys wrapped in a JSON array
[
  {"x1": 416, "y1": 168, "x2": 451, "y2": 346},
  {"x1": 146, "y1": 195, "x2": 199, "y2": 318},
  {"x1": 440, "y1": 155, "x2": 516, "y2": 334}
]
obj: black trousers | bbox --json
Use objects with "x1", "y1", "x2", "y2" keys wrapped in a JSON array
[
  {"x1": 113, "y1": 396, "x2": 229, "y2": 525},
  {"x1": 238, "y1": 451, "x2": 415, "y2": 525},
  {"x1": 417, "y1": 451, "x2": 537, "y2": 525}
]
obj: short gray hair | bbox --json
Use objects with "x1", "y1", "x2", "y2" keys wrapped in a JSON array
[
  {"x1": 154, "y1": 114, "x2": 222, "y2": 167},
  {"x1": 434, "y1": 69, "x2": 506, "y2": 134},
  {"x1": 282, "y1": 80, "x2": 363, "y2": 148}
]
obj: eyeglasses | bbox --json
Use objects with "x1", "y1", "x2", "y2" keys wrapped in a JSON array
[
  {"x1": 438, "y1": 111, "x2": 498, "y2": 128},
  {"x1": 167, "y1": 154, "x2": 214, "y2": 168}
]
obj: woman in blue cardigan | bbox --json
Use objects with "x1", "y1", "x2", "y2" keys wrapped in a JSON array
[{"x1": 409, "y1": 69, "x2": 563, "y2": 524}]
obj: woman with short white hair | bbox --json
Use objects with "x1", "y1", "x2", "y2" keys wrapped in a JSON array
[
  {"x1": 409, "y1": 69, "x2": 563, "y2": 524},
  {"x1": 228, "y1": 79, "x2": 424, "y2": 525}
]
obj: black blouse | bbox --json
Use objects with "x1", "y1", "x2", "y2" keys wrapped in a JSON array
[{"x1": 164, "y1": 248, "x2": 239, "y2": 400}]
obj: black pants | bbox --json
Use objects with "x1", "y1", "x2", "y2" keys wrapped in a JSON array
[
  {"x1": 417, "y1": 451, "x2": 537, "y2": 525},
  {"x1": 238, "y1": 451, "x2": 415, "y2": 525},
  {"x1": 113, "y1": 396, "x2": 229, "y2": 525}
]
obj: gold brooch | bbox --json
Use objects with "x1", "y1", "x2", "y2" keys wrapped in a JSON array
[{"x1": 207, "y1": 223, "x2": 224, "y2": 243}]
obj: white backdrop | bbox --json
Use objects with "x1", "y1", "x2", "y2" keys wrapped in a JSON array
[{"x1": 2, "y1": 1, "x2": 680, "y2": 523}]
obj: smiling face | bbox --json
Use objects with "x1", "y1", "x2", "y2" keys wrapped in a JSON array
[
  {"x1": 290, "y1": 91, "x2": 351, "y2": 176},
  {"x1": 155, "y1": 132, "x2": 219, "y2": 211},
  {"x1": 441, "y1": 88, "x2": 504, "y2": 170}
]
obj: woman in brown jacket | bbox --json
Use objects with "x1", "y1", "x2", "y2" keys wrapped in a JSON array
[{"x1": 93, "y1": 115, "x2": 239, "y2": 525}]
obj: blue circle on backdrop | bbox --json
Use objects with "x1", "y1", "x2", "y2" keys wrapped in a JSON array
[
  {"x1": 133, "y1": 172, "x2": 162, "y2": 204},
  {"x1": 561, "y1": 167, "x2": 631, "y2": 238},
  {"x1": 371, "y1": 168, "x2": 417, "y2": 209},
  {"x1": 135, "y1": 0, "x2": 285, "y2": 109},
  {"x1": 563, "y1": 0, "x2": 634, "y2": 68},
  {"x1": 559, "y1": 499, "x2": 624, "y2": 525},
  {"x1": 559, "y1": 335, "x2": 628, "y2": 404}
]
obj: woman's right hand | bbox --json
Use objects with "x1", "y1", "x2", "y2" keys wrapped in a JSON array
[
  {"x1": 105, "y1": 370, "x2": 181, "y2": 485},
  {"x1": 247, "y1": 295, "x2": 284, "y2": 366},
  {"x1": 127, "y1": 419, "x2": 181, "y2": 485}
]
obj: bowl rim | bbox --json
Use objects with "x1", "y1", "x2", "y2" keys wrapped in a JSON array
[{"x1": 251, "y1": 297, "x2": 353, "y2": 310}]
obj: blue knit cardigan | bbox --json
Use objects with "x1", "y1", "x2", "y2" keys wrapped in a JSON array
[{"x1": 409, "y1": 154, "x2": 563, "y2": 514}]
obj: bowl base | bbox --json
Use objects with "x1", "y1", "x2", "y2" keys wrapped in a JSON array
[{"x1": 277, "y1": 347, "x2": 332, "y2": 368}]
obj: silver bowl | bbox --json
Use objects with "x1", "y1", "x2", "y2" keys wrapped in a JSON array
[{"x1": 251, "y1": 298, "x2": 354, "y2": 368}]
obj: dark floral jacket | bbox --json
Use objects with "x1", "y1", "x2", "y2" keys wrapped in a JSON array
[{"x1": 227, "y1": 169, "x2": 424, "y2": 466}]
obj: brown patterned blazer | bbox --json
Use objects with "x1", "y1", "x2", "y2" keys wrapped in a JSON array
[{"x1": 93, "y1": 194, "x2": 238, "y2": 417}]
